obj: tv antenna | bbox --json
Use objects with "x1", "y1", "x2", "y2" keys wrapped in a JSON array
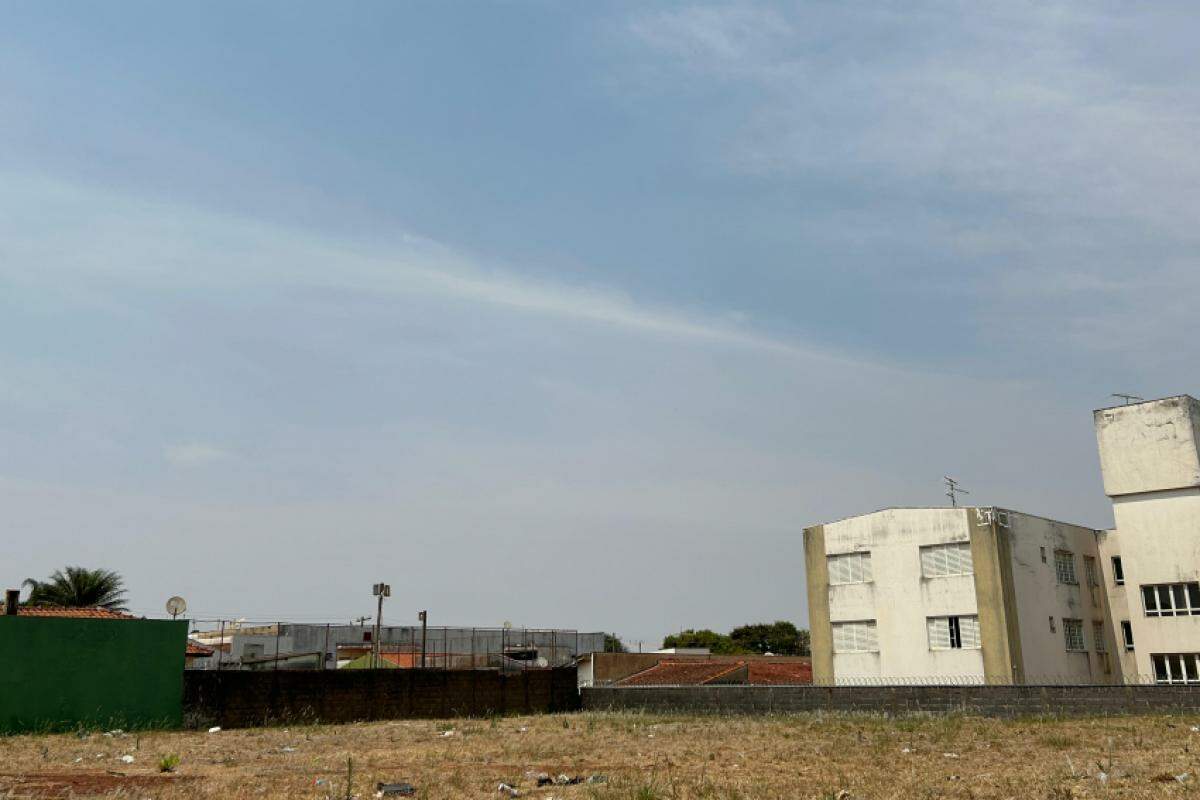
[
  {"x1": 944, "y1": 476, "x2": 970, "y2": 508},
  {"x1": 1111, "y1": 393, "x2": 1144, "y2": 405},
  {"x1": 165, "y1": 596, "x2": 187, "y2": 620}
]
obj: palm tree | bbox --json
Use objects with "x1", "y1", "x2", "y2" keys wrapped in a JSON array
[{"x1": 22, "y1": 566, "x2": 129, "y2": 612}]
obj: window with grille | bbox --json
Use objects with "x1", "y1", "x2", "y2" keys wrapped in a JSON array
[
  {"x1": 1063, "y1": 618, "x2": 1085, "y2": 651},
  {"x1": 1092, "y1": 621, "x2": 1106, "y2": 653},
  {"x1": 827, "y1": 552, "x2": 873, "y2": 585},
  {"x1": 920, "y1": 542, "x2": 973, "y2": 578},
  {"x1": 927, "y1": 615, "x2": 980, "y2": 650},
  {"x1": 832, "y1": 620, "x2": 878, "y2": 653},
  {"x1": 1121, "y1": 620, "x2": 1134, "y2": 650},
  {"x1": 1084, "y1": 556, "x2": 1098, "y2": 587},
  {"x1": 1141, "y1": 582, "x2": 1200, "y2": 616},
  {"x1": 1111, "y1": 556, "x2": 1125, "y2": 585},
  {"x1": 1054, "y1": 551, "x2": 1078, "y2": 584},
  {"x1": 1152, "y1": 653, "x2": 1200, "y2": 685}
]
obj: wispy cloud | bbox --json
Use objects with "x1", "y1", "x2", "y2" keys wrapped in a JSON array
[
  {"x1": 0, "y1": 174, "x2": 846, "y2": 366},
  {"x1": 165, "y1": 442, "x2": 230, "y2": 467}
]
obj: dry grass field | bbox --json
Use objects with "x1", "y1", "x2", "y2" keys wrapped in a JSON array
[{"x1": 2, "y1": 712, "x2": 1199, "y2": 799}]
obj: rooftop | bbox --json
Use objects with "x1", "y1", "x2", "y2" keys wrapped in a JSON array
[{"x1": 14, "y1": 605, "x2": 138, "y2": 619}]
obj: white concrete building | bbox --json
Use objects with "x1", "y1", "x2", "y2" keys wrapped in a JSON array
[
  {"x1": 804, "y1": 508, "x2": 1123, "y2": 685},
  {"x1": 1094, "y1": 395, "x2": 1200, "y2": 684}
]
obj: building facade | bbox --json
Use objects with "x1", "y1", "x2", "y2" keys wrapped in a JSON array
[
  {"x1": 1094, "y1": 395, "x2": 1200, "y2": 684},
  {"x1": 804, "y1": 508, "x2": 1123, "y2": 685}
]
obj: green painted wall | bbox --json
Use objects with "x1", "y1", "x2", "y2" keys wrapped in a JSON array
[{"x1": 0, "y1": 617, "x2": 187, "y2": 733}]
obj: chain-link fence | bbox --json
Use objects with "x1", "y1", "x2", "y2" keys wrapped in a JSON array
[{"x1": 185, "y1": 620, "x2": 608, "y2": 672}]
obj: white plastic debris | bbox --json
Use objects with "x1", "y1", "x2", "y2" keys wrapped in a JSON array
[
  {"x1": 73, "y1": 757, "x2": 83, "y2": 764},
  {"x1": 1192, "y1": 726, "x2": 1200, "y2": 733},
  {"x1": 942, "y1": 753, "x2": 959, "y2": 759},
  {"x1": 207, "y1": 726, "x2": 221, "y2": 734},
  {"x1": 901, "y1": 747, "x2": 912, "y2": 754},
  {"x1": 280, "y1": 746, "x2": 297, "y2": 753},
  {"x1": 440, "y1": 730, "x2": 455, "y2": 737},
  {"x1": 1097, "y1": 772, "x2": 1108, "y2": 785},
  {"x1": 1177, "y1": 773, "x2": 1191, "y2": 784},
  {"x1": 120, "y1": 755, "x2": 134, "y2": 764},
  {"x1": 517, "y1": 726, "x2": 529, "y2": 733},
  {"x1": 497, "y1": 782, "x2": 520, "y2": 797}
]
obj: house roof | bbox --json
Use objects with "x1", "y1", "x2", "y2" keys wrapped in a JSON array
[
  {"x1": 15, "y1": 605, "x2": 137, "y2": 619},
  {"x1": 618, "y1": 659, "x2": 746, "y2": 686},
  {"x1": 745, "y1": 660, "x2": 813, "y2": 685},
  {"x1": 186, "y1": 639, "x2": 214, "y2": 656}
]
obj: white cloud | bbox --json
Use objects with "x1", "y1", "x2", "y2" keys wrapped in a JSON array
[{"x1": 165, "y1": 442, "x2": 230, "y2": 467}]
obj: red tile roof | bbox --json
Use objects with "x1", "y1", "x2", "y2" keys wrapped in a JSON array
[
  {"x1": 186, "y1": 639, "x2": 215, "y2": 656},
  {"x1": 618, "y1": 660, "x2": 747, "y2": 686},
  {"x1": 746, "y1": 660, "x2": 812, "y2": 685},
  {"x1": 15, "y1": 605, "x2": 137, "y2": 619}
]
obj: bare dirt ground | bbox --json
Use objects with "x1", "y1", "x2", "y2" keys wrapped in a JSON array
[{"x1": 1, "y1": 712, "x2": 1199, "y2": 799}]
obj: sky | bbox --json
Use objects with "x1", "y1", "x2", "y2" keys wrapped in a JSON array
[{"x1": 3, "y1": 2, "x2": 1199, "y2": 647}]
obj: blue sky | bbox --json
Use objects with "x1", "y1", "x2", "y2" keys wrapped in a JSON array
[{"x1": 3, "y1": 2, "x2": 1198, "y2": 645}]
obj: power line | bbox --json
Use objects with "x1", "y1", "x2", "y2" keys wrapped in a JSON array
[{"x1": 944, "y1": 476, "x2": 969, "y2": 508}]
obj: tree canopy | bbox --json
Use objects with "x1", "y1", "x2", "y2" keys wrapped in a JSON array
[
  {"x1": 22, "y1": 567, "x2": 128, "y2": 612},
  {"x1": 663, "y1": 622, "x2": 811, "y2": 656}
]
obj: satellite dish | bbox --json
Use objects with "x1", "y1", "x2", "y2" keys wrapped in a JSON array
[{"x1": 165, "y1": 596, "x2": 187, "y2": 619}]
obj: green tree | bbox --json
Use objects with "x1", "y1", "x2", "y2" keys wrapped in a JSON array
[
  {"x1": 22, "y1": 566, "x2": 128, "y2": 611},
  {"x1": 661, "y1": 629, "x2": 744, "y2": 655},
  {"x1": 730, "y1": 621, "x2": 811, "y2": 656},
  {"x1": 604, "y1": 634, "x2": 628, "y2": 653}
]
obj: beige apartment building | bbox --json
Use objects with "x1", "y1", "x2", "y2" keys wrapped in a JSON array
[
  {"x1": 804, "y1": 393, "x2": 1200, "y2": 685},
  {"x1": 1094, "y1": 395, "x2": 1200, "y2": 684},
  {"x1": 804, "y1": 507, "x2": 1121, "y2": 685}
]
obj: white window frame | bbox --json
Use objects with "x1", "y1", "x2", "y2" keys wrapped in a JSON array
[
  {"x1": 1152, "y1": 653, "x2": 1200, "y2": 685},
  {"x1": 832, "y1": 620, "x2": 879, "y2": 654},
  {"x1": 1120, "y1": 620, "x2": 1134, "y2": 651},
  {"x1": 827, "y1": 551, "x2": 873, "y2": 586},
  {"x1": 1111, "y1": 556, "x2": 1125, "y2": 586},
  {"x1": 1054, "y1": 550, "x2": 1078, "y2": 585},
  {"x1": 1142, "y1": 582, "x2": 1200, "y2": 617},
  {"x1": 1063, "y1": 618, "x2": 1085, "y2": 652},
  {"x1": 927, "y1": 615, "x2": 981, "y2": 651},
  {"x1": 919, "y1": 542, "x2": 974, "y2": 579}
]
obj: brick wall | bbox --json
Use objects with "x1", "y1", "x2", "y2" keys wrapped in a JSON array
[
  {"x1": 582, "y1": 684, "x2": 1200, "y2": 717},
  {"x1": 184, "y1": 668, "x2": 579, "y2": 728}
]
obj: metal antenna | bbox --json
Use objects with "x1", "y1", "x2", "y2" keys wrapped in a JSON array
[
  {"x1": 1111, "y1": 393, "x2": 1144, "y2": 405},
  {"x1": 944, "y1": 476, "x2": 970, "y2": 508}
]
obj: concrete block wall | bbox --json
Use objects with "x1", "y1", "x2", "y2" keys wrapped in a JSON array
[
  {"x1": 582, "y1": 685, "x2": 1200, "y2": 717},
  {"x1": 184, "y1": 668, "x2": 579, "y2": 728}
]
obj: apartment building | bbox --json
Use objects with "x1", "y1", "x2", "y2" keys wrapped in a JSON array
[
  {"x1": 804, "y1": 507, "x2": 1122, "y2": 685},
  {"x1": 1094, "y1": 395, "x2": 1200, "y2": 684}
]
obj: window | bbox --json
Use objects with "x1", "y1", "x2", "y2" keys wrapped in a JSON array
[
  {"x1": 832, "y1": 620, "x2": 879, "y2": 653},
  {"x1": 1084, "y1": 556, "x2": 1098, "y2": 587},
  {"x1": 920, "y1": 542, "x2": 973, "y2": 578},
  {"x1": 927, "y1": 615, "x2": 981, "y2": 650},
  {"x1": 1092, "y1": 621, "x2": 1107, "y2": 653},
  {"x1": 1112, "y1": 556, "x2": 1125, "y2": 585},
  {"x1": 1054, "y1": 551, "x2": 1078, "y2": 585},
  {"x1": 1063, "y1": 618, "x2": 1085, "y2": 652},
  {"x1": 1141, "y1": 582, "x2": 1200, "y2": 617},
  {"x1": 1121, "y1": 620, "x2": 1134, "y2": 651},
  {"x1": 1040, "y1": 546, "x2": 1047, "y2": 564},
  {"x1": 1048, "y1": 616, "x2": 1056, "y2": 633},
  {"x1": 1152, "y1": 654, "x2": 1200, "y2": 685},
  {"x1": 827, "y1": 552, "x2": 873, "y2": 585}
]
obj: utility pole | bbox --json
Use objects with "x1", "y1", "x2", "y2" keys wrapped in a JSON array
[
  {"x1": 944, "y1": 476, "x2": 969, "y2": 508},
  {"x1": 353, "y1": 615, "x2": 371, "y2": 626},
  {"x1": 418, "y1": 610, "x2": 428, "y2": 668},
  {"x1": 371, "y1": 583, "x2": 390, "y2": 669}
]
